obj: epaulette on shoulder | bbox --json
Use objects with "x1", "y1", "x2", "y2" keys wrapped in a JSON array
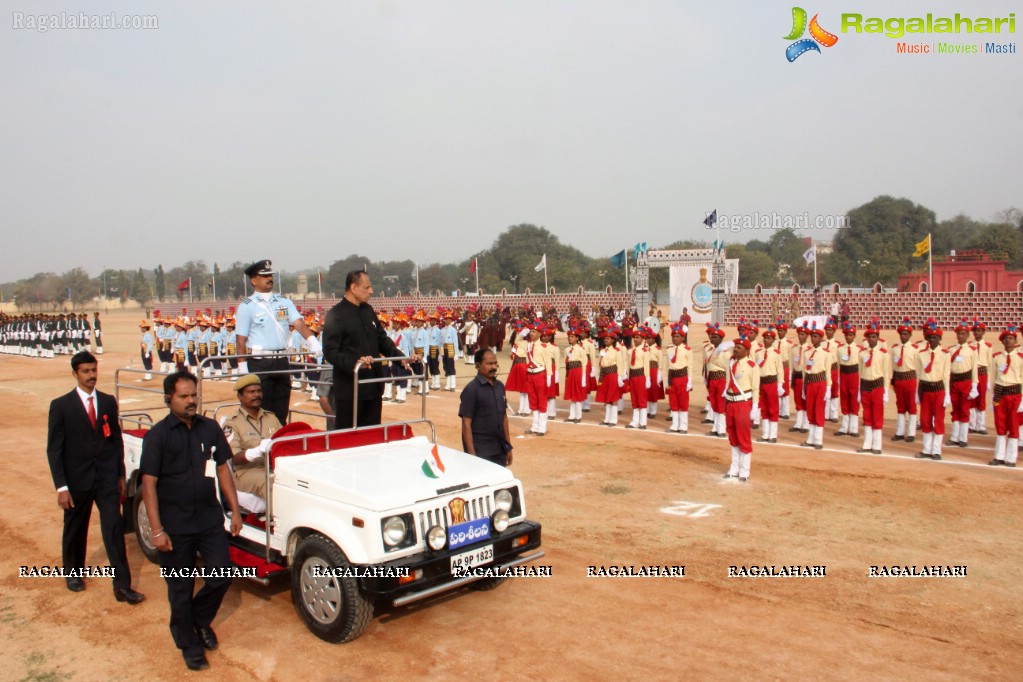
[
  {"x1": 239, "y1": 298, "x2": 253, "y2": 306},
  {"x1": 940, "y1": 347, "x2": 949, "y2": 353},
  {"x1": 878, "y1": 348, "x2": 887, "y2": 353}
]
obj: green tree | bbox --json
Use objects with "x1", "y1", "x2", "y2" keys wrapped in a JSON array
[
  {"x1": 62, "y1": 268, "x2": 95, "y2": 309},
  {"x1": 832, "y1": 196, "x2": 937, "y2": 285},
  {"x1": 154, "y1": 265, "x2": 166, "y2": 300},
  {"x1": 132, "y1": 268, "x2": 150, "y2": 305},
  {"x1": 968, "y1": 222, "x2": 1023, "y2": 268},
  {"x1": 726, "y1": 243, "x2": 777, "y2": 288}
]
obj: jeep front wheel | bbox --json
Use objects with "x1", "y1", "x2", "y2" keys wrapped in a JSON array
[
  {"x1": 134, "y1": 493, "x2": 159, "y2": 564},
  {"x1": 291, "y1": 533, "x2": 373, "y2": 643}
]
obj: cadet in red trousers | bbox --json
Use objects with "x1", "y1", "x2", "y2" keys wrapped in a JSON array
[
  {"x1": 970, "y1": 318, "x2": 992, "y2": 435},
  {"x1": 891, "y1": 318, "x2": 920, "y2": 442},
  {"x1": 947, "y1": 319, "x2": 980, "y2": 448},
  {"x1": 723, "y1": 336, "x2": 760, "y2": 482},
  {"x1": 663, "y1": 323, "x2": 691, "y2": 434},
  {"x1": 755, "y1": 325, "x2": 785, "y2": 443},
  {"x1": 915, "y1": 321, "x2": 951, "y2": 460},
  {"x1": 989, "y1": 326, "x2": 1023, "y2": 467},
  {"x1": 835, "y1": 323, "x2": 861, "y2": 437},
  {"x1": 856, "y1": 321, "x2": 890, "y2": 455},
  {"x1": 800, "y1": 324, "x2": 833, "y2": 449}
]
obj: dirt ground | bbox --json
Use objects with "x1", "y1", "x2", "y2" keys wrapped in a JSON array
[{"x1": 2, "y1": 310, "x2": 1021, "y2": 681}]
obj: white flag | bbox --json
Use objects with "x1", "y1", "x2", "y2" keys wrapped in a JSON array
[
  {"x1": 803, "y1": 246, "x2": 816, "y2": 264},
  {"x1": 535, "y1": 254, "x2": 547, "y2": 272}
]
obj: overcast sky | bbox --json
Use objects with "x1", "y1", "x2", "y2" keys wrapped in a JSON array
[{"x1": 2, "y1": 0, "x2": 1019, "y2": 281}]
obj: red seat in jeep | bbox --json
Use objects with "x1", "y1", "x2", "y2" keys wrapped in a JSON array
[{"x1": 268, "y1": 422, "x2": 415, "y2": 467}]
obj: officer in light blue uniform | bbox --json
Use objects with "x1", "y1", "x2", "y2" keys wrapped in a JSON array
[
  {"x1": 139, "y1": 319, "x2": 156, "y2": 380},
  {"x1": 411, "y1": 316, "x2": 431, "y2": 393},
  {"x1": 427, "y1": 314, "x2": 442, "y2": 390},
  {"x1": 440, "y1": 314, "x2": 461, "y2": 391},
  {"x1": 235, "y1": 259, "x2": 321, "y2": 424},
  {"x1": 172, "y1": 321, "x2": 189, "y2": 372}
]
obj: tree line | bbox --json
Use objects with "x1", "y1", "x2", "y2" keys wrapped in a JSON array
[{"x1": 3, "y1": 196, "x2": 1019, "y2": 309}]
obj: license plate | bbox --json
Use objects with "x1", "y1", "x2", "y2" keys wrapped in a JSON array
[{"x1": 450, "y1": 544, "x2": 494, "y2": 574}]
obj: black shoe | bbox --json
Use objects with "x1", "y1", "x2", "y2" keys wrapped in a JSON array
[
  {"x1": 849, "y1": 433, "x2": 859, "y2": 438},
  {"x1": 716, "y1": 432, "x2": 727, "y2": 438},
  {"x1": 788, "y1": 427, "x2": 802, "y2": 432},
  {"x1": 680, "y1": 430, "x2": 688, "y2": 434},
  {"x1": 1005, "y1": 462, "x2": 1017, "y2": 468},
  {"x1": 800, "y1": 428, "x2": 810, "y2": 434},
  {"x1": 813, "y1": 444, "x2": 823, "y2": 450},
  {"x1": 184, "y1": 652, "x2": 209, "y2": 671},
  {"x1": 66, "y1": 577, "x2": 85, "y2": 592},
  {"x1": 738, "y1": 477, "x2": 748, "y2": 482},
  {"x1": 932, "y1": 454, "x2": 942, "y2": 461},
  {"x1": 702, "y1": 419, "x2": 713, "y2": 424},
  {"x1": 768, "y1": 438, "x2": 777, "y2": 443},
  {"x1": 114, "y1": 587, "x2": 145, "y2": 605},
  {"x1": 987, "y1": 459, "x2": 1003, "y2": 466},
  {"x1": 915, "y1": 452, "x2": 928, "y2": 458},
  {"x1": 781, "y1": 415, "x2": 790, "y2": 420},
  {"x1": 639, "y1": 425, "x2": 647, "y2": 430},
  {"x1": 534, "y1": 432, "x2": 546, "y2": 437},
  {"x1": 835, "y1": 431, "x2": 847, "y2": 437},
  {"x1": 756, "y1": 437, "x2": 770, "y2": 443},
  {"x1": 626, "y1": 424, "x2": 637, "y2": 429},
  {"x1": 872, "y1": 449, "x2": 883, "y2": 455},
  {"x1": 957, "y1": 441, "x2": 968, "y2": 448},
  {"x1": 722, "y1": 473, "x2": 733, "y2": 479},
  {"x1": 892, "y1": 435, "x2": 905, "y2": 441},
  {"x1": 196, "y1": 625, "x2": 218, "y2": 651},
  {"x1": 906, "y1": 436, "x2": 915, "y2": 443},
  {"x1": 976, "y1": 429, "x2": 988, "y2": 436},
  {"x1": 800, "y1": 442, "x2": 813, "y2": 448},
  {"x1": 856, "y1": 448, "x2": 872, "y2": 453}
]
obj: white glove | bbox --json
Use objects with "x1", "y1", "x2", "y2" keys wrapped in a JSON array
[
  {"x1": 238, "y1": 360, "x2": 249, "y2": 375},
  {"x1": 686, "y1": 377, "x2": 692, "y2": 392},
  {"x1": 581, "y1": 374, "x2": 587, "y2": 388},
  {"x1": 883, "y1": 389, "x2": 889, "y2": 404},
  {"x1": 943, "y1": 392, "x2": 952, "y2": 408},
  {"x1": 546, "y1": 373, "x2": 551, "y2": 387},
  {"x1": 750, "y1": 405, "x2": 761, "y2": 422},
  {"x1": 617, "y1": 376, "x2": 625, "y2": 388},
  {"x1": 968, "y1": 383, "x2": 979, "y2": 400},
  {"x1": 519, "y1": 328, "x2": 530, "y2": 339},
  {"x1": 1017, "y1": 399, "x2": 1023, "y2": 414},
  {"x1": 777, "y1": 384, "x2": 785, "y2": 397},
  {"x1": 305, "y1": 335, "x2": 322, "y2": 356},
  {"x1": 857, "y1": 391, "x2": 861, "y2": 404},
  {"x1": 824, "y1": 388, "x2": 831, "y2": 402},
  {"x1": 645, "y1": 377, "x2": 651, "y2": 390},
  {"x1": 259, "y1": 437, "x2": 272, "y2": 454}
]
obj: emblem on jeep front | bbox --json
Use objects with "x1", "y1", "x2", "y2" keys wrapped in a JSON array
[{"x1": 449, "y1": 497, "x2": 467, "y2": 524}]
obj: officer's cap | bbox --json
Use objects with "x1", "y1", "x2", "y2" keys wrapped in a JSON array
[
  {"x1": 244, "y1": 260, "x2": 275, "y2": 277},
  {"x1": 234, "y1": 374, "x2": 262, "y2": 392}
]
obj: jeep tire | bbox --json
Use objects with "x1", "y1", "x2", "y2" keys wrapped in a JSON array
[
  {"x1": 468, "y1": 575, "x2": 506, "y2": 591},
  {"x1": 291, "y1": 533, "x2": 373, "y2": 643},
  {"x1": 133, "y1": 493, "x2": 159, "y2": 564}
]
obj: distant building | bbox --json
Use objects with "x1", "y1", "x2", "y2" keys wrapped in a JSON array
[{"x1": 897, "y1": 250, "x2": 1023, "y2": 292}]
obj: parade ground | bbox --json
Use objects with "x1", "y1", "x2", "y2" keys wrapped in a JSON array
[{"x1": 2, "y1": 310, "x2": 1021, "y2": 681}]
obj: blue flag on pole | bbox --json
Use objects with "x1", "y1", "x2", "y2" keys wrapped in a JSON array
[
  {"x1": 610, "y1": 250, "x2": 627, "y2": 268},
  {"x1": 634, "y1": 242, "x2": 648, "y2": 258}
]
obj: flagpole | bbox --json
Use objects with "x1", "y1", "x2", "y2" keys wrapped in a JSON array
[
  {"x1": 188, "y1": 277, "x2": 192, "y2": 304},
  {"x1": 212, "y1": 274, "x2": 216, "y2": 303},
  {"x1": 928, "y1": 233, "x2": 933, "y2": 291},
  {"x1": 813, "y1": 241, "x2": 818, "y2": 289},
  {"x1": 475, "y1": 259, "x2": 479, "y2": 294},
  {"x1": 625, "y1": 249, "x2": 630, "y2": 295},
  {"x1": 318, "y1": 270, "x2": 322, "y2": 299},
  {"x1": 543, "y1": 254, "x2": 548, "y2": 295}
]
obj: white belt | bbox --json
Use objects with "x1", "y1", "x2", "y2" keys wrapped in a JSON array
[
  {"x1": 528, "y1": 368, "x2": 546, "y2": 374},
  {"x1": 250, "y1": 348, "x2": 286, "y2": 356},
  {"x1": 725, "y1": 391, "x2": 752, "y2": 402}
]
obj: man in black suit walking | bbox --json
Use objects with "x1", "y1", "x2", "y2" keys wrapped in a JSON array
[
  {"x1": 46, "y1": 351, "x2": 144, "y2": 603},
  {"x1": 322, "y1": 270, "x2": 418, "y2": 428}
]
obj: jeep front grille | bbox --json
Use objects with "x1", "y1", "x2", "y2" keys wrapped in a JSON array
[{"x1": 418, "y1": 494, "x2": 492, "y2": 539}]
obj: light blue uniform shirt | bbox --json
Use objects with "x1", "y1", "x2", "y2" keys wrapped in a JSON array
[{"x1": 235, "y1": 293, "x2": 302, "y2": 351}]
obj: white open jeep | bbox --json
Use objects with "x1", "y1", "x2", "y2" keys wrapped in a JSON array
[{"x1": 116, "y1": 360, "x2": 543, "y2": 643}]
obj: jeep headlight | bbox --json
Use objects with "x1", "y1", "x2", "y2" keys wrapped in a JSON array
[
  {"x1": 382, "y1": 516, "x2": 408, "y2": 548},
  {"x1": 427, "y1": 525, "x2": 446, "y2": 551},
  {"x1": 491, "y1": 509, "x2": 510, "y2": 533},
  {"x1": 495, "y1": 489, "x2": 514, "y2": 512}
]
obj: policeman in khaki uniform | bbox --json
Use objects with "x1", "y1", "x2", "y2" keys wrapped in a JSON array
[
  {"x1": 891, "y1": 318, "x2": 921, "y2": 442},
  {"x1": 223, "y1": 374, "x2": 282, "y2": 509},
  {"x1": 947, "y1": 319, "x2": 980, "y2": 448},
  {"x1": 835, "y1": 324, "x2": 862, "y2": 437},
  {"x1": 989, "y1": 327, "x2": 1023, "y2": 467},
  {"x1": 754, "y1": 325, "x2": 785, "y2": 443},
  {"x1": 915, "y1": 322, "x2": 952, "y2": 460},
  {"x1": 663, "y1": 323, "x2": 692, "y2": 434},
  {"x1": 856, "y1": 322, "x2": 890, "y2": 455},
  {"x1": 800, "y1": 325, "x2": 833, "y2": 450},
  {"x1": 722, "y1": 335, "x2": 760, "y2": 482}
]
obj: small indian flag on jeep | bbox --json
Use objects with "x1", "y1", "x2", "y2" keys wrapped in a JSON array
[{"x1": 421, "y1": 443, "x2": 446, "y2": 478}]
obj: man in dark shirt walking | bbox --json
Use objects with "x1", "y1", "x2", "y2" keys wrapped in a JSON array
[
  {"x1": 459, "y1": 349, "x2": 514, "y2": 466},
  {"x1": 140, "y1": 372, "x2": 243, "y2": 671},
  {"x1": 322, "y1": 270, "x2": 416, "y2": 428}
]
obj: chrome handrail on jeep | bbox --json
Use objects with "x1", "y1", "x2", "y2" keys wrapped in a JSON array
[{"x1": 352, "y1": 356, "x2": 427, "y2": 426}]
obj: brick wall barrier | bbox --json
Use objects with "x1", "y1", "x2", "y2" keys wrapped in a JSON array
[{"x1": 726, "y1": 291, "x2": 1023, "y2": 330}]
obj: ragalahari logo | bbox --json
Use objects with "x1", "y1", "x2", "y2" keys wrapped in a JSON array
[{"x1": 784, "y1": 7, "x2": 839, "y2": 62}]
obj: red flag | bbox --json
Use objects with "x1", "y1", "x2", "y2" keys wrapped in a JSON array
[
  {"x1": 177, "y1": 277, "x2": 191, "y2": 291},
  {"x1": 470, "y1": 258, "x2": 477, "y2": 274}
]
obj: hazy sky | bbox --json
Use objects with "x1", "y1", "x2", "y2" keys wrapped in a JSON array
[{"x1": 2, "y1": 0, "x2": 1019, "y2": 281}]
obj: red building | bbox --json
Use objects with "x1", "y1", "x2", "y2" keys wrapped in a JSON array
[{"x1": 897, "y1": 250, "x2": 1023, "y2": 293}]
